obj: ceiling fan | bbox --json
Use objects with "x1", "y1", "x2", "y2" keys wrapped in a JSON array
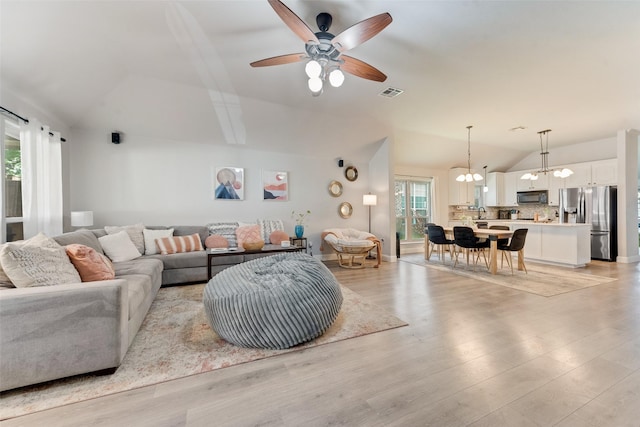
[{"x1": 250, "y1": 0, "x2": 392, "y2": 94}]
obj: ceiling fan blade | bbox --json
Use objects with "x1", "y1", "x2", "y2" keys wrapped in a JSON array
[
  {"x1": 267, "y1": 0, "x2": 319, "y2": 45},
  {"x1": 341, "y1": 55, "x2": 387, "y2": 82},
  {"x1": 250, "y1": 53, "x2": 307, "y2": 67},
  {"x1": 331, "y1": 13, "x2": 392, "y2": 53}
]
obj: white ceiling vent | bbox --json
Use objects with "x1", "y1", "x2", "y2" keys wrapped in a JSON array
[{"x1": 379, "y1": 87, "x2": 404, "y2": 98}]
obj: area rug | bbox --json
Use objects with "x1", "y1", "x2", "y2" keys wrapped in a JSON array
[
  {"x1": 0, "y1": 283, "x2": 407, "y2": 420},
  {"x1": 401, "y1": 254, "x2": 617, "y2": 297}
]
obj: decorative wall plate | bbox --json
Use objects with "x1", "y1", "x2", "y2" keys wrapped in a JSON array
[
  {"x1": 338, "y1": 202, "x2": 353, "y2": 218},
  {"x1": 328, "y1": 180, "x2": 343, "y2": 197},
  {"x1": 344, "y1": 166, "x2": 358, "y2": 182}
]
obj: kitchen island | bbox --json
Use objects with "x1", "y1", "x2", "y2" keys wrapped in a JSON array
[{"x1": 486, "y1": 221, "x2": 591, "y2": 267}]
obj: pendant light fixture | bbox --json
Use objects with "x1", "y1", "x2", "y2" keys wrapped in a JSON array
[
  {"x1": 483, "y1": 165, "x2": 489, "y2": 192},
  {"x1": 520, "y1": 129, "x2": 573, "y2": 180},
  {"x1": 456, "y1": 125, "x2": 483, "y2": 182}
]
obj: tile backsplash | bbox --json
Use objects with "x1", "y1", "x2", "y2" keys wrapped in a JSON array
[{"x1": 448, "y1": 204, "x2": 559, "y2": 221}]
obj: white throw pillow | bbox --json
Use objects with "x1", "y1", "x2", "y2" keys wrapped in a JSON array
[
  {"x1": 104, "y1": 223, "x2": 145, "y2": 254},
  {"x1": 0, "y1": 233, "x2": 82, "y2": 288},
  {"x1": 142, "y1": 228, "x2": 174, "y2": 255},
  {"x1": 99, "y1": 231, "x2": 142, "y2": 262}
]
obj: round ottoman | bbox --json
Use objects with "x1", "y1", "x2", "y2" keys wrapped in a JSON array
[{"x1": 203, "y1": 252, "x2": 343, "y2": 349}]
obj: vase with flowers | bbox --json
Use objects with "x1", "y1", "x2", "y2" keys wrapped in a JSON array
[{"x1": 291, "y1": 209, "x2": 311, "y2": 238}]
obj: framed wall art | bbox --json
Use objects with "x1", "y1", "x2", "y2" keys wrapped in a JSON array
[
  {"x1": 214, "y1": 167, "x2": 244, "y2": 200},
  {"x1": 262, "y1": 170, "x2": 288, "y2": 201}
]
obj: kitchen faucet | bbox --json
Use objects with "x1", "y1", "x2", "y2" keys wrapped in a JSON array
[{"x1": 477, "y1": 207, "x2": 486, "y2": 220}]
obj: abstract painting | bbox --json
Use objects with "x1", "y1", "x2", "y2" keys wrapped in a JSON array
[
  {"x1": 262, "y1": 170, "x2": 288, "y2": 201},
  {"x1": 214, "y1": 167, "x2": 244, "y2": 200}
]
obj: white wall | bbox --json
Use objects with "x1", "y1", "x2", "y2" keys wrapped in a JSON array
[
  {"x1": 369, "y1": 138, "x2": 393, "y2": 259},
  {"x1": 68, "y1": 129, "x2": 376, "y2": 258}
]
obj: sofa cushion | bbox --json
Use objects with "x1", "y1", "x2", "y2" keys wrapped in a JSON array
[
  {"x1": 142, "y1": 228, "x2": 174, "y2": 255},
  {"x1": 104, "y1": 223, "x2": 145, "y2": 254},
  {"x1": 205, "y1": 235, "x2": 228, "y2": 249},
  {"x1": 65, "y1": 244, "x2": 115, "y2": 282},
  {"x1": 257, "y1": 219, "x2": 284, "y2": 242},
  {"x1": 113, "y1": 257, "x2": 163, "y2": 280},
  {"x1": 206, "y1": 222, "x2": 239, "y2": 248},
  {"x1": 156, "y1": 234, "x2": 204, "y2": 255},
  {"x1": 99, "y1": 231, "x2": 142, "y2": 262},
  {"x1": 171, "y1": 226, "x2": 208, "y2": 246},
  {"x1": 0, "y1": 233, "x2": 82, "y2": 288},
  {"x1": 123, "y1": 274, "x2": 153, "y2": 321},
  {"x1": 147, "y1": 251, "x2": 209, "y2": 269},
  {"x1": 53, "y1": 229, "x2": 105, "y2": 255},
  {"x1": 236, "y1": 225, "x2": 261, "y2": 247},
  {"x1": 269, "y1": 230, "x2": 289, "y2": 245}
]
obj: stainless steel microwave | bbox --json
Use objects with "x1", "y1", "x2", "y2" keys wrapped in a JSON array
[{"x1": 516, "y1": 190, "x2": 548, "y2": 204}]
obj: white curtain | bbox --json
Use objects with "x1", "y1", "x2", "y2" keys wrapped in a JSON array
[{"x1": 20, "y1": 118, "x2": 63, "y2": 238}]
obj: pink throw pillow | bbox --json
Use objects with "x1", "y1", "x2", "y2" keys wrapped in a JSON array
[
  {"x1": 205, "y1": 234, "x2": 229, "y2": 249},
  {"x1": 235, "y1": 224, "x2": 261, "y2": 246},
  {"x1": 66, "y1": 244, "x2": 116, "y2": 282},
  {"x1": 156, "y1": 234, "x2": 204, "y2": 255},
  {"x1": 269, "y1": 230, "x2": 289, "y2": 245}
]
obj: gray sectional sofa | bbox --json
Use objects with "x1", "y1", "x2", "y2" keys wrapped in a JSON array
[{"x1": 0, "y1": 224, "x2": 280, "y2": 392}]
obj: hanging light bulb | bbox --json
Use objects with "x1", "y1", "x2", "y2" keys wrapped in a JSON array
[
  {"x1": 305, "y1": 60, "x2": 322, "y2": 78},
  {"x1": 329, "y1": 69, "x2": 344, "y2": 87},
  {"x1": 308, "y1": 77, "x2": 323, "y2": 93}
]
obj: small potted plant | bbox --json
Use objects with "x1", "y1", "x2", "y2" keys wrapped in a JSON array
[{"x1": 291, "y1": 209, "x2": 311, "y2": 238}]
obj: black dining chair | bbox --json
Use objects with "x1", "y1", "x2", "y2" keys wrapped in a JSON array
[
  {"x1": 498, "y1": 228, "x2": 528, "y2": 274},
  {"x1": 490, "y1": 225, "x2": 510, "y2": 247},
  {"x1": 453, "y1": 226, "x2": 490, "y2": 269},
  {"x1": 426, "y1": 224, "x2": 455, "y2": 263}
]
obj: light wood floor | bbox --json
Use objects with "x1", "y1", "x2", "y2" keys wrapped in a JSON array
[{"x1": 4, "y1": 258, "x2": 640, "y2": 426}]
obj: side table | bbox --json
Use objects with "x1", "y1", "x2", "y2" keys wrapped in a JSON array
[{"x1": 289, "y1": 237, "x2": 307, "y2": 253}]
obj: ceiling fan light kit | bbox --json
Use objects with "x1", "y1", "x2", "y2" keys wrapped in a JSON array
[
  {"x1": 251, "y1": 0, "x2": 392, "y2": 96},
  {"x1": 520, "y1": 129, "x2": 574, "y2": 180},
  {"x1": 456, "y1": 125, "x2": 483, "y2": 183}
]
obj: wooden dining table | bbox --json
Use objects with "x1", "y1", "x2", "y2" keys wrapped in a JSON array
[{"x1": 426, "y1": 227, "x2": 523, "y2": 275}]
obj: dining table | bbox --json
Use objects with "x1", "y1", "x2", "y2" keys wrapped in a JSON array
[{"x1": 426, "y1": 227, "x2": 523, "y2": 275}]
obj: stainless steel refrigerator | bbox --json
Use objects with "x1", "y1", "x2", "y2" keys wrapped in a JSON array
[{"x1": 558, "y1": 186, "x2": 617, "y2": 261}]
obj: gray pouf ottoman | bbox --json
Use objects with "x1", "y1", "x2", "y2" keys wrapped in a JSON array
[{"x1": 203, "y1": 252, "x2": 343, "y2": 349}]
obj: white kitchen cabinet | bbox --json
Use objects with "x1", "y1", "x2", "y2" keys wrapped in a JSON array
[
  {"x1": 590, "y1": 159, "x2": 617, "y2": 185},
  {"x1": 563, "y1": 159, "x2": 617, "y2": 187},
  {"x1": 448, "y1": 168, "x2": 475, "y2": 205},
  {"x1": 516, "y1": 173, "x2": 549, "y2": 191},
  {"x1": 506, "y1": 222, "x2": 590, "y2": 267},
  {"x1": 503, "y1": 172, "x2": 519, "y2": 206},
  {"x1": 548, "y1": 174, "x2": 562, "y2": 206},
  {"x1": 484, "y1": 172, "x2": 504, "y2": 206},
  {"x1": 563, "y1": 163, "x2": 591, "y2": 188}
]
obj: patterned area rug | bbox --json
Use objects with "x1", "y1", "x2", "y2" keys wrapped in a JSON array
[
  {"x1": 402, "y1": 254, "x2": 617, "y2": 297},
  {"x1": 1, "y1": 283, "x2": 407, "y2": 420}
]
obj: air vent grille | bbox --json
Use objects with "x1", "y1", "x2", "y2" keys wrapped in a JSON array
[{"x1": 379, "y1": 87, "x2": 404, "y2": 98}]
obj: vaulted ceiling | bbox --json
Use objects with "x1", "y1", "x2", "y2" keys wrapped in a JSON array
[{"x1": 2, "y1": 1, "x2": 639, "y2": 170}]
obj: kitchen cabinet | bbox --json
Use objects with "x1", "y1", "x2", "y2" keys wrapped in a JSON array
[
  {"x1": 484, "y1": 172, "x2": 504, "y2": 206},
  {"x1": 506, "y1": 222, "x2": 591, "y2": 267},
  {"x1": 448, "y1": 168, "x2": 476, "y2": 205},
  {"x1": 548, "y1": 174, "x2": 562, "y2": 206},
  {"x1": 503, "y1": 172, "x2": 519, "y2": 206},
  {"x1": 563, "y1": 159, "x2": 617, "y2": 187},
  {"x1": 516, "y1": 173, "x2": 549, "y2": 191}
]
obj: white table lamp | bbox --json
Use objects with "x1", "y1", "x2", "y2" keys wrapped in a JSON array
[{"x1": 71, "y1": 211, "x2": 94, "y2": 228}]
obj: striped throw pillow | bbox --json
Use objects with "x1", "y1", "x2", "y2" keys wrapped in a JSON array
[{"x1": 156, "y1": 233, "x2": 204, "y2": 255}]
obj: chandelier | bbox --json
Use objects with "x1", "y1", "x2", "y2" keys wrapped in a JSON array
[
  {"x1": 456, "y1": 125, "x2": 483, "y2": 182},
  {"x1": 520, "y1": 130, "x2": 573, "y2": 180}
]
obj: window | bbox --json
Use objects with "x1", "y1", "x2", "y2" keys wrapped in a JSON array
[
  {"x1": 395, "y1": 177, "x2": 433, "y2": 241},
  {"x1": 1, "y1": 119, "x2": 23, "y2": 242}
]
